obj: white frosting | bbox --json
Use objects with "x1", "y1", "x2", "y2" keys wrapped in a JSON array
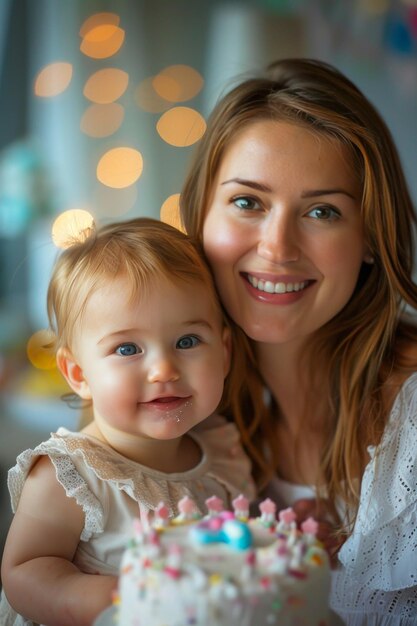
[{"x1": 115, "y1": 507, "x2": 343, "y2": 626}]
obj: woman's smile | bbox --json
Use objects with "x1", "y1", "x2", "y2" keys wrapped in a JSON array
[{"x1": 243, "y1": 272, "x2": 314, "y2": 304}]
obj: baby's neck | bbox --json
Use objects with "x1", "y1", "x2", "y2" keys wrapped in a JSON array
[{"x1": 82, "y1": 417, "x2": 201, "y2": 473}]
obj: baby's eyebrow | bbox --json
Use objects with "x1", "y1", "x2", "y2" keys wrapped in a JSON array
[
  {"x1": 181, "y1": 320, "x2": 214, "y2": 330},
  {"x1": 97, "y1": 329, "x2": 137, "y2": 345}
]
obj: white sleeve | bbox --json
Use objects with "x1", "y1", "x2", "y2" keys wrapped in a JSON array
[
  {"x1": 338, "y1": 374, "x2": 417, "y2": 592},
  {"x1": 7, "y1": 433, "x2": 105, "y2": 542}
]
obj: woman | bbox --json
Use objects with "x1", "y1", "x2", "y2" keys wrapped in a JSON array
[{"x1": 180, "y1": 58, "x2": 417, "y2": 624}]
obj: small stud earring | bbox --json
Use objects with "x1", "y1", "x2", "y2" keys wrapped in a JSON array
[{"x1": 364, "y1": 254, "x2": 375, "y2": 264}]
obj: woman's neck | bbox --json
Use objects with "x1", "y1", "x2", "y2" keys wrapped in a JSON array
[
  {"x1": 255, "y1": 340, "x2": 309, "y2": 430},
  {"x1": 255, "y1": 339, "x2": 330, "y2": 485},
  {"x1": 82, "y1": 414, "x2": 201, "y2": 473}
]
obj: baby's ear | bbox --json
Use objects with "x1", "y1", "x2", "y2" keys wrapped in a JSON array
[{"x1": 56, "y1": 348, "x2": 92, "y2": 400}]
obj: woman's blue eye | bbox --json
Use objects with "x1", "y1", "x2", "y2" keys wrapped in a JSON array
[
  {"x1": 233, "y1": 196, "x2": 260, "y2": 211},
  {"x1": 116, "y1": 343, "x2": 140, "y2": 356},
  {"x1": 176, "y1": 335, "x2": 200, "y2": 350},
  {"x1": 308, "y1": 206, "x2": 340, "y2": 221}
]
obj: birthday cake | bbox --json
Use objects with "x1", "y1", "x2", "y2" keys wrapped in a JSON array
[{"x1": 114, "y1": 495, "x2": 340, "y2": 626}]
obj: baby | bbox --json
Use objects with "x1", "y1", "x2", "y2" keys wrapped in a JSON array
[{"x1": 0, "y1": 217, "x2": 255, "y2": 626}]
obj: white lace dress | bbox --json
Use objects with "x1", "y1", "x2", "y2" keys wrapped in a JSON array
[
  {"x1": 266, "y1": 372, "x2": 417, "y2": 625},
  {"x1": 0, "y1": 415, "x2": 255, "y2": 626}
]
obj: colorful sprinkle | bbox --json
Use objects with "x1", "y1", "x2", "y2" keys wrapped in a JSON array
[
  {"x1": 271, "y1": 597, "x2": 282, "y2": 611},
  {"x1": 209, "y1": 574, "x2": 223, "y2": 585}
]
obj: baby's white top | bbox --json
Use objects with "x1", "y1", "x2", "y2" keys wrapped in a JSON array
[
  {"x1": 0, "y1": 414, "x2": 255, "y2": 626},
  {"x1": 267, "y1": 372, "x2": 417, "y2": 626}
]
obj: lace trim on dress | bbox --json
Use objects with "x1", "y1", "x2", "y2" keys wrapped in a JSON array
[
  {"x1": 51, "y1": 423, "x2": 255, "y2": 512},
  {"x1": 50, "y1": 429, "x2": 214, "y2": 516},
  {"x1": 8, "y1": 441, "x2": 104, "y2": 541}
]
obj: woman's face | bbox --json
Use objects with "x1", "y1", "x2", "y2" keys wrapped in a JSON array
[{"x1": 203, "y1": 120, "x2": 367, "y2": 347}]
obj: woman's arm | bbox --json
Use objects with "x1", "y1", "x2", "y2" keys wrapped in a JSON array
[{"x1": 1, "y1": 455, "x2": 116, "y2": 626}]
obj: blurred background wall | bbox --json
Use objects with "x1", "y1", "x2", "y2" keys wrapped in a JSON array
[{"x1": 0, "y1": 0, "x2": 416, "y2": 577}]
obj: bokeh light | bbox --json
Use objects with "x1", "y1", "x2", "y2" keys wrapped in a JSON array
[
  {"x1": 97, "y1": 147, "x2": 143, "y2": 188},
  {"x1": 83, "y1": 68, "x2": 129, "y2": 103},
  {"x1": 134, "y1": 77, "x2": 173, "y2": 113},
  {"x1": 80, "y1": 24, "x2": 125, "y2": 59},
  {"x1": 156, "y1": 107, "x2": 206, "y2": 147},
  {"x1": 80, "y1": 103, "x2": 125, "y2": 138},
  {"x1": 52, "y1": 209, "x2": 95, "y2": 249},
  {"x1": 27, "y1": 329, "x2": 56, "y2": 370},
  {"x1": 153, "y1": 65, "x2": 204, "y2": 102},
  {"x1": 160, "y1": 193, "x2": 185, "y2": 232},
  {"x1": 34, "y1": 62, "x2": 73, "y2": 97},
  {"x1": 80, "y1": 12, "x2": 120, "y2": 37},
  {"x1": 94, "y1": 184, "x2": 138, "y2": 217}
]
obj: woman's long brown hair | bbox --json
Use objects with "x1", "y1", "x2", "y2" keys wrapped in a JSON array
[{"x1": 180, "y1": 58, "x2": 417, "y2": 529}]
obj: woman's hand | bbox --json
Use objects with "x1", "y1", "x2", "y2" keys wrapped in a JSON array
[{"x1": 292, "y1": 497, "x2": 346, "y2": 568}]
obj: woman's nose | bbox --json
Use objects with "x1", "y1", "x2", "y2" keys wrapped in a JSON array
[
  {"x1": 147, "y1": 355, "x2": 180, "y2": 384},
  {"x1": 257, "y1": 212, "x2": 300, "y2": 264}
]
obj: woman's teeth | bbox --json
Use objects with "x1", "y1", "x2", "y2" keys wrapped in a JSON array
[{"x1": 247, "y1": 275, "x2": 307, "y2": 294}]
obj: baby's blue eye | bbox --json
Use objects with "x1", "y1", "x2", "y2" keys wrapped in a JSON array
[
  {"x1": 116, "y1": 343, "x2": 140, "y2": 356},
  {"x1": 176, "y1": 335, "x2": 200, "y2": 350},
  {"x1": 233, "y1": 196, "x2": 260, "y2": 211}
]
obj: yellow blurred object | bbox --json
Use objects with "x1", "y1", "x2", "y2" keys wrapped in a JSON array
[
  {"x1": 26, "y1": 329, "x2": 56, "y2": 370},
  {"x1": 19, "y1": 366, "x2": 70, "y2": 396}
]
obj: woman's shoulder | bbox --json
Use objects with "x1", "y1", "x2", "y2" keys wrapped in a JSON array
[
  {"x1": 378, "y1": 367, "x2": 417, "y2": 452},
  {"x1": 380, "y1": 332, "x2": 417, "y2": 419}
]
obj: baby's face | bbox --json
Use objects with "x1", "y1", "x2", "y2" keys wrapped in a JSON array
[{"x1": 70, "y1": 274, "x2": 230, "y2": 441}]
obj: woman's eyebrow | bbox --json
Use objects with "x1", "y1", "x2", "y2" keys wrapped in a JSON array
[
  {"x1": 301, "y1": 188, "x2": 356, "y2": 200},
  {"x1": 221, "y1": 178, "x2": 271, "y2": 192},
  {"x1": 221, "y1": 178, "x2": 356, "y2": 200}
]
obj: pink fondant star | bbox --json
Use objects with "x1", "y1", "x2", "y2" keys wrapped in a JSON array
[
  {"x1": 205, "y1": 495, "x2": 224, "y2": 512},
  {"x1": 178, "y1": 495, "x2": 197, "y2": 515},
  {"x1": 259, "y1": 498, "x2": 277, "y2": 515},
  {"x1": 301, "y1": 517, "x2": 319, "y2": 536},
  {"x1": 278, "y1": 507, "x2": 297, "y2": 525},
  {"x1": 232, "y1": 494, "x2": 249, "y2": 512}
]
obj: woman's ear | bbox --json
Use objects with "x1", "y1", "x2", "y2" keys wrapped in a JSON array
[
  {"x1": 363, "y1": 248, "x2": 375, "y2": 264},
  {"x1": 221, "y1": 326, "x2": 232, "y2": 378},
  {"x1": 56, "y1": 348, "x2": 92, "y2": 400}
]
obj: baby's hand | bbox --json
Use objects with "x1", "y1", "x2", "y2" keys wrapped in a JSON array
[{"x1": 292, "y1": 498, "x2": 345, "y2": 568}]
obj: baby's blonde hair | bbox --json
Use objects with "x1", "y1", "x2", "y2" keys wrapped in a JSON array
[{"x1": 47, "y1": 217, "x2": 225, "y2": 353}]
